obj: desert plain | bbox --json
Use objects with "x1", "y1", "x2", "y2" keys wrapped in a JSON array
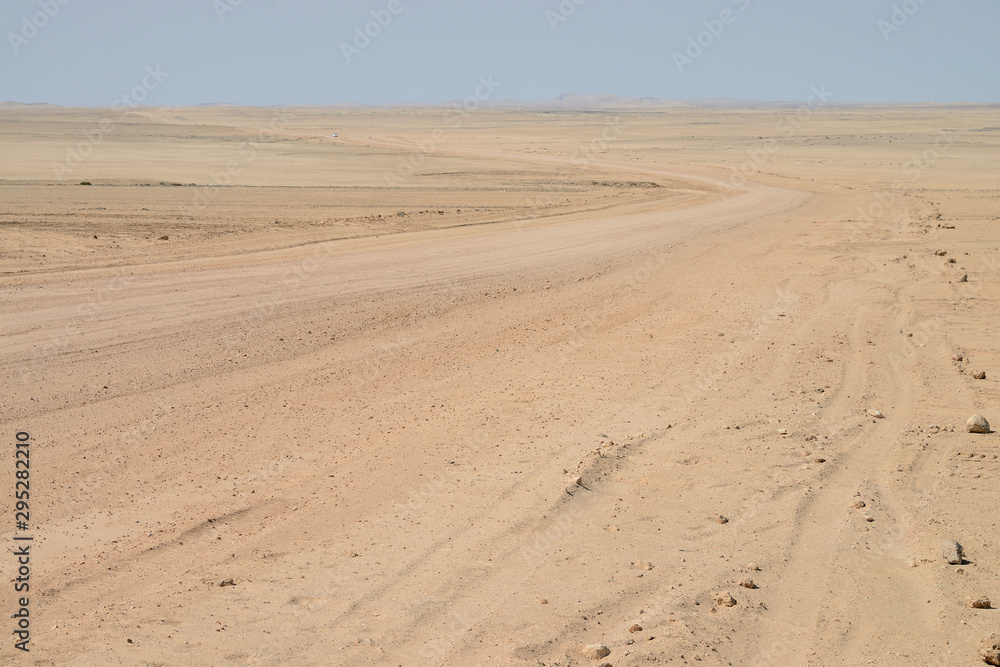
[{"x1": 1, "y1": 103, "x2": 998, "y2": 665}]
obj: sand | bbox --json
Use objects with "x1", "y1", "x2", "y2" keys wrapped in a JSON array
[{"x1": 1, "y1": 104, "x2": 998, "y2": 665}]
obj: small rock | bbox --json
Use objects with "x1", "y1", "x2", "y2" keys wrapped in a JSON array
[
  {"x1": 158, "y1": 235, "x2": 169, "y2": 241},
  {"x1": 935, "y1": 250, "x2": 948, "y2": 256},
  {"x1": 715, "y1": 592, "x2": 737, "y2": 607},
  {"x1": 967, "y1": 595, "x2": 992, "y2": 609},
  {"x1": 960, "y1": 274, "x2": 968, "y2": 283},
  {"x1": 597, "y1": 663, "x2": 613, "y2": 667},
  {"x1": 629, "y1": 624, "x2": 643, "y2": 633},
  {"x1": 746, "y1": 563, "x2": 761, "y2": 572},
  {"x1": 218, "y1": 579, "x2": 236, "y2": 587},
  {"x1": 865, "y1": 515, "x2": 875, "y2": 522},
  {"x1": 942, "y1": 539, "x2": 964, "y2": 564},
  {"x1": 979, "y1": 633, "x2": 1000, "y2": 665},
  {"x1": 778, "y1": 429, "x2": 788, "y2": 435},
  {"x1": 813, "y1": 458, "x2": 827, "y2": 464},
  {"x1": 927, "y1": 425, "x2": 941, "y2": 434},
  {"x1": 973, "y1": 371, "x2": 987, "y2": 380},
  {"x1": 581, "y1": 644, "x2": 611, "y2": 660},
  {"x1": 852, "y1": 500, "x2": 866, "y2": 509},
  {"x1": 867, "y1": 409, "x2": 885, "y2": 419},
  {"x1": 635, "y1": 561, "x2": 653, "y2": 571},
  {"x1": 540, "y1": 599, "x2": 548, "y2": 605},
  {"x1": 714, "y1": 515, "x2": 729, "y2": 524},
  {"x1": 966, "y1": 415, "x2": 991, "y2": 434},
  {"x1": 568, "y1": 475, "x2": 584, "y2": 487},
  {"x1": 953, "y1": 354, "x2": 964, "y2": 362},
  {"x1": 739, "y1": 578, "x2": 757, "y2": 589}
]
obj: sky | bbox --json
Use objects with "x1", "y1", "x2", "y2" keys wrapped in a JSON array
[{"x1": 2, "y1": 0, "x2": 998, "y2": 106}]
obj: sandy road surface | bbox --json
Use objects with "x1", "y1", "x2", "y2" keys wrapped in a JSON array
[{"x1": 1, "y1": 107, "x2": 998, "y2": 665}]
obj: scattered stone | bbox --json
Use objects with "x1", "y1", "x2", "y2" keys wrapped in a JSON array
[
  {"x1": 966, "y1": 415, "x2": 991, "y2": 434},
  {"x1": 979, "y1": 633, "x2": 1000, "y2": 666},
  {"x1": 960, "y1": 274, "x2": 969, "y2": 283},
  {"x1": 581, "y1": 644, "x2": 611, "y2": 660},
  {"x1": 629, "y1": 624, "x2": 643, "y2": 633},
  {"x1": 942, "y1": 540, "x2": 964, "y2": 565},
  {"x1": 714, "y1": 515, "x2": 729, "y2": 525},
  {"x1": 852, "y1": 500, "x2": 867, "y2": 509},
  {"x1": 739, "y1": 578, "x2": 757, "y2": 589},
  {"x1": 804, "y1": 435, "x2": 817, "y2": 442},
  {"x1": 867, "y1": 409, "x2": 885, "y2": 419},
  {"x1": 927, "y1": 425, "x2": 941, "y2": 434},
  {"x1": 218, "y1": 579, "x2": 236, "y2": 587},
  {"x1": 967, "y1": 595, "x2": 992, "y2": 610},
  {"x1": 715, "y1": 592, "x2": 737, "y2": 607},
  {"x1": 973, "y1": 371, "x2": 987, "y2": 380}
]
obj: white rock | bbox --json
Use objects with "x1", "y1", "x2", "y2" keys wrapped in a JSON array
[
  {"x1": 966, "y1": 414, "x2": 991, "y2": 434},
  {"x1": 942, "y1": 539, "x2": 963, "y2": 564},
  {"x1": 581, "y1": 644, "x2": 610, "y2": 660}
]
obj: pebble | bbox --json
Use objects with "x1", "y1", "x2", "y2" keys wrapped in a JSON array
[
  {"x1": 960, "y1": 274, "x2": 969, "y2": 282},
  {"x1": 967, "y1": 595, "x2": 992, "y2": 610},
  {"x1": 746, "y1": 563, "x2": 761, "y2": 572},
  {"x1": 852, "y1": 500, "x2": 867, "y2": 509},
  {"x1": 739, "y1": 578, "x2": 757, "y2": 589},
  {"x1": 942, "y1": 539, "x2": 964, "y2": 565},
  {"x1": 865, "y1": 515, "x2": 875, "y2": 522},
  {"x1": 630, "y1": 624, "x2": 643, "y2": 633},
  {"x1": 980, "y1": 633, "x2": 1000, "y2": 665},
  {"x1": 973, "y1": 371, "x2": 987, "y2": 380},
  {"x1": 218, "y1": 579, "x2": 236, "y2": 587},
  {"x1": 778, "y1": 429, "x2": 788, "y2": 435},
  {"x1": 581, "y1": 644, "x2": 611, "y2": 660},
  {"x1": 867, "y1": 409, "x2": 885, "y2": 419},
  {"x1": 953, "y1": 354, "x2": 964, "y2": 362},
  {"x1": 715, "y1": 515, "x2": 729, "y2": 524},
  {"x1": 715, "y1": 592, "x2": 737, "y2": 607},
  {"x1": 966, "y1": 415, "x2": 991, "y2": 434},
  {"x1": 935, "y1": 250, "x2": 948, "y2": 256}
]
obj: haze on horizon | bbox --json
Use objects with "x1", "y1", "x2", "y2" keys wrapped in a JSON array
[{"x1": 2, "y1": 0, "x2": 998, "y2": 107}]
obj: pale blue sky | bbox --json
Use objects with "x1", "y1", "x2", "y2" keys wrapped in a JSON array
[{"x1": 2, "y1": 0, "x2": 998, "y2": 106}]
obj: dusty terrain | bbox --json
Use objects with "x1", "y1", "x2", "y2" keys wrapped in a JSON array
[{"x1": 1, "y1": 104, "x2": 998, "y2": 666}]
